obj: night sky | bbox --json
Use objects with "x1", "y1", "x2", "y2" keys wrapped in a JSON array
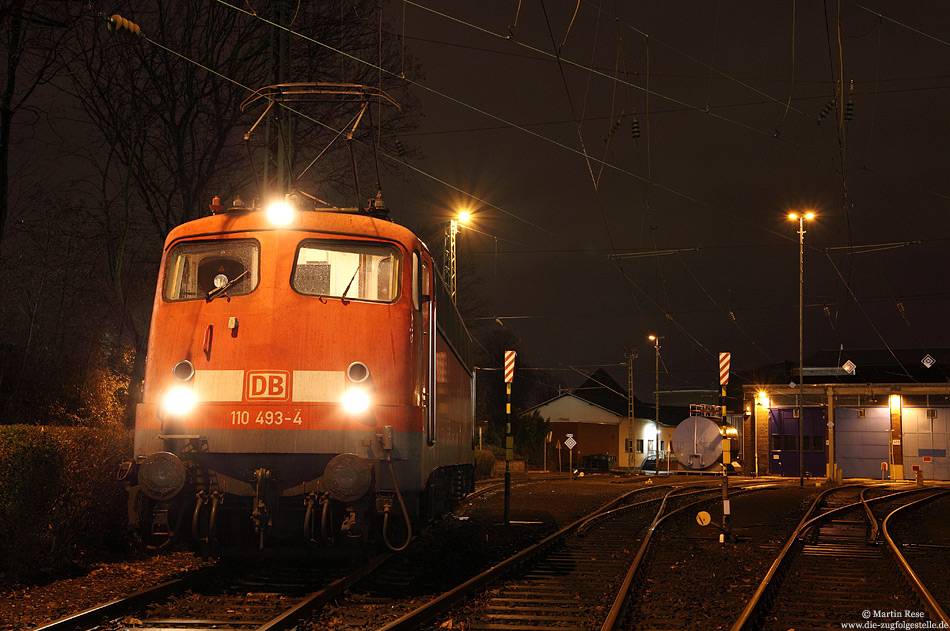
[{"x1": 374, "y1": 1, "x2": 950, "y2": 398}]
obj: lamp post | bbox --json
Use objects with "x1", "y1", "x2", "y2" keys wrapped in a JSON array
[
  {"x1": 648, "y1": 335, "x2": 663, "y2": 474},
  {"x1": 444, "y1": 210, "x2": 471, "y2": 302},
  {"x1": 789, "y1": 211, "x2": 814, "y2": 488}
]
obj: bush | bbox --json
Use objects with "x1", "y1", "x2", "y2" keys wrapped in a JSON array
[
  {"x1": 0, "y1": 425, "x2": 132, "y2": 583},
  {"x1": 475, "y1": 449, "x2": 495, "y2": 478}
]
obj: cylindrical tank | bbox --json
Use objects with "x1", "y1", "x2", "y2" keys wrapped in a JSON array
[{"x1": 671, "y1": 416, "x2": 723, "y2": 470}]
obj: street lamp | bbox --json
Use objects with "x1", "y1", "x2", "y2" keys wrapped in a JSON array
[
  {"x1": 789, "y1": 211, "x2": 814, "y2": 488},
  {"x1": 445, "y1": 210, "x2": 472, "y2": 302},
  {"x1": 648, "y1": 335, "x2": 663, "y2": 474}
]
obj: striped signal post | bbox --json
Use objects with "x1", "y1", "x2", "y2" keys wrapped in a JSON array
[
  {"x1": 719, "y1": 352, "x2": 730, "y2": 396},
  {"x1": 504, "y1": 350, "x2": 516, "y2": 525},
  {"x1": 719, "y1": 352, "x2": 732, "y2": 542}
]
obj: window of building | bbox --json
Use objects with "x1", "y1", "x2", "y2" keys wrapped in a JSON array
[{"x1": 635, "y1": 439, "x2": 644, "y2": 453}]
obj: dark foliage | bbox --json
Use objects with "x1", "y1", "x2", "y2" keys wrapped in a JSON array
[{"x1": 0, "y1": 426, "x2": 132, "y2": 583}]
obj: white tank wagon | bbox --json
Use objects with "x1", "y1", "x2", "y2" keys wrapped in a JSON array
[{"x1": 671, "y1": 416, "x2": 740, "y2": 471}]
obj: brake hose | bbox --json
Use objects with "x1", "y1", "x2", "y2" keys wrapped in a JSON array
[{"x1": 382, "y1": 457, "x2": 412, "y2": 551}]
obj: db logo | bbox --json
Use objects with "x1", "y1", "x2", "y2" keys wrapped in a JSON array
[{"x1": 246, "y1": 371, "x2": 290, "y2": 401}]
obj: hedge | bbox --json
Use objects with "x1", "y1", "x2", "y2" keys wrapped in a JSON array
[
  {"x1": 0, "y1": 425, "x2": 132, "y2": 582},
  {"x1": 475, "y1": 449, "x2": 495, "y2": 478}
]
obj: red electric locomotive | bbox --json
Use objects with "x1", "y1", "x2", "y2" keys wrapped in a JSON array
[{"x1": 123, "y1": 196, "x2": 475, "y2": 553}]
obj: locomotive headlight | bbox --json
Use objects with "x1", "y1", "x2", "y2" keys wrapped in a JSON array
[
  {"x1": 138, "y1": 451, "x2": 186, "y2": 501},
  {"x1": 342, "y1": 387, "x2": 371, "y2": 414},
  {"x1": 265, "y1": 199, "x2": 294, "y2": 226},
  {"x1": 163, "y1": 386, "x2": 196, "y2": 417},
  {"x1": 343, "y1": 361, "x2": 373, "y2": 414}
]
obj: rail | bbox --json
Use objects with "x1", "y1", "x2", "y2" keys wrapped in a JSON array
[
  {"x1": 373, "y1": 485, "x2": 664, "y2": 630},
  {"x1": 730, "y1": 484, "x2": 943, "y2": 630},
  {"x1": 600, "y1": 482, "x2": 765, "y2": 630},
  {"x1": 882, "y1": 489, "x2": 950, "y2": 625}
]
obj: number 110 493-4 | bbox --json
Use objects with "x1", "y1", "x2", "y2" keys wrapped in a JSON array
[{"x1": 230, "y1": 410, "x2": 303, "y2": 426}]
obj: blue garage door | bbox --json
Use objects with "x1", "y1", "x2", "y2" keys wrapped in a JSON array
[
  {"x1": 768, "y1": 407, "x2": 826, "y2": 477},
  {"x1": 835, "y1": 408, "x2": 890, "y2": 479},
  {"x1": 902, "y1": 408, "x2": 949, "y2": 481}
]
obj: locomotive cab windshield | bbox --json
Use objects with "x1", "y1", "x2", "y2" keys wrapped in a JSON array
[
  {"x1": 164, "y1": 239, "x2": 260, "y2": 301},
  {"x1": 292, "y1": 240, "x2": 399, "y2": 303}
]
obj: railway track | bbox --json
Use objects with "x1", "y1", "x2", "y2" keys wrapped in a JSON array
[
  {"x1": 887, "y1": 491, "x2": 950, "y2": 610},
  {"x1": 29, "y1": 475, "x2": 562, "y2": 631},
  {"x1": 731, "y1": 484, "x2": 950, "y2": 631},
  {"x1": 367, "y1": 479, "x2": 769, "y2": 631},
  {"x1": 32, "y1": 553, "x2": 389, "y2": 631},
  {"x1": 35, "y1": 478, "x2": 948, "y2": 631}
]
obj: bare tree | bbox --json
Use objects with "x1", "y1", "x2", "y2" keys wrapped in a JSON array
[
  {"x1": 51, "y1": 0, "x2": 421, "y2": 422},
  {"x1": 0, "y1": 0, "x2": 78, "y2": 254}
]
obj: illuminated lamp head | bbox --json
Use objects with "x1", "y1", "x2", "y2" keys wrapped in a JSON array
[
  {"x1": 265, "y1": 199, "x2": 294, "y2": 226},
  {"x1": 163, "y1": 385, "x2": 196, "y2": 417},
  {"x1": 342, "y1": 361, "x2": 372, "y2": 414},
  {"x1": 343, "y1": 387, "x2": 371, "y2": 414}
]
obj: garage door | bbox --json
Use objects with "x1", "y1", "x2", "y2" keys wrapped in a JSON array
[
  {"x1": 835, "y1": 407, "x2": 890, "y2": 479},
  {"x1": 902, "y1": 408, "x2": 949, "y2": 481}
]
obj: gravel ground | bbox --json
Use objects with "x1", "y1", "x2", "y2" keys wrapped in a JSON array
[
  {"x1": 0, "y1": 552, "x2": 213, "y2": 631},
  {"x1": 624, "y1": 483, "x2": 823, "y2": 630}
]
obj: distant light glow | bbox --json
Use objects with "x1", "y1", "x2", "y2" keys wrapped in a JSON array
[
  {"x1": 266, "y1": 201, "x2": 294, "y2": 226},
  {"x1": 457, "y1": 210, "x2": 472, "y2": 224},
  {"x1": 788, "y1": 211, "x2": 816, "y2": 221},
  {"x1": 889, "y1": 394, "x2": 902, "y2": 412},
  {"x1": 756, "y1": 391, "x2": 770, "y2": 407}
]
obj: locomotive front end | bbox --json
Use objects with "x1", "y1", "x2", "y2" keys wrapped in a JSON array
[{"x1": 122, "y1": 205, "x2": 474, "y2": 554}]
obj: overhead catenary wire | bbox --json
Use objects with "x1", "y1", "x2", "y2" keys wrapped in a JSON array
[
  {"x1": 847, "y1": 0, "x2": 950, "y2": 48},
  {"x1": 117, "y1": 4, "x2": 946, "y2": 379},
  {"x1": 216, "y1": 0, "x2": 950, "y2": 251},
  {"x1": 822, "y1": 251, "x2": 916, "y2": 381}
]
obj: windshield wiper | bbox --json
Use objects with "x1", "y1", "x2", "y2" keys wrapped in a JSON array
[
  {"x1": 206, "y1": 270, "x2": 249, "y2": 303},
  {"x1": 340, "y1": 267, "x2": 359, "y2": 304}
]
